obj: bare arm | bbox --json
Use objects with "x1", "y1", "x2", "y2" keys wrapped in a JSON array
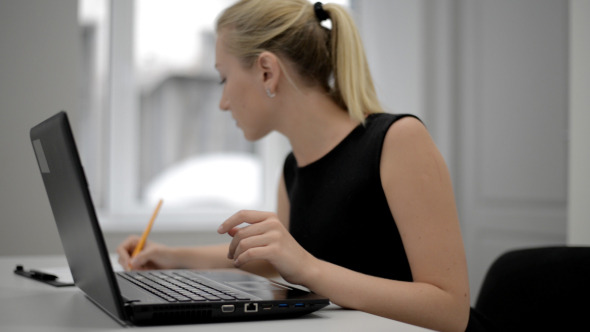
[
  {"x1": 116, "y1": 175, "x2": 290, "y2": 277},
  {"x1": 296, "y1": 117, "x2": 470, "y2": 331},
  {"x1": 117, "y1": 236, "x2": 232, "y2": 270}
]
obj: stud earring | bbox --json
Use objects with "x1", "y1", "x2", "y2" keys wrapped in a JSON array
[{"x1": 266, "y1": 88, "x2": 276, "y2": 98}]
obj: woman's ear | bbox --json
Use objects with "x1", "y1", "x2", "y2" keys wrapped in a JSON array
[{"x1": 257, "y1": 51, "x2": 280, "y2": 94}]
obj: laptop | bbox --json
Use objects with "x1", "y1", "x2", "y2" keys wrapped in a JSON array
[{"x1": 30, "y1": 111, "x2": 329, "y2": 326}]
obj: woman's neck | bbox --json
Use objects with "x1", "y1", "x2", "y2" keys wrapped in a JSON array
[{"x1": 276, "y1": 89, "x2": 360, "y2": 167}]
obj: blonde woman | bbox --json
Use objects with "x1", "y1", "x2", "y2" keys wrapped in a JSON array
[{"x1": 118, "y1": 1, "x2": 493, "y2": 331}]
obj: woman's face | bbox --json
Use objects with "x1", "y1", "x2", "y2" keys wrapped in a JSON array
[{"x1": 215, "y1": 33, "x2": 274, "y2": 141}]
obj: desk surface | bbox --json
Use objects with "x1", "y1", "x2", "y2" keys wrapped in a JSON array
[{"x1": 0, "y1": 255, "x2": 430, "y2": 331}]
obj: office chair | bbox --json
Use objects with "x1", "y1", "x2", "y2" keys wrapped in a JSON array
[{"x1": 474, "y1": 246, "x2": 590, "y2": 331}]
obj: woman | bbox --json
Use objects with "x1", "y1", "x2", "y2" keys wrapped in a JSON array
[{"x1": 118, "y1": 1, "x2": 488, "y2": 331}]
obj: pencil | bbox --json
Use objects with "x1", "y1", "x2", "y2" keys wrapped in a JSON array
[{"x1": 131, "y1": 199, "x2": 163, "y2": 259}]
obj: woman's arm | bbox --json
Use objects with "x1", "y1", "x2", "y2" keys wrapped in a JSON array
[
  {"x1": 117, "y1": 176, "x2": 290, "y2": 276},
  {"x1": 302, "y1": 117, "x2": 470, "y2": 331},
  {"x1": 118, "y1": 236, "x2": 280, "y2": 276},
  {"x1": 117, "y1": 237, "x2": 232, "y2": 270}
]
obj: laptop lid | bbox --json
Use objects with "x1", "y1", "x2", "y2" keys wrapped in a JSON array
[{"x1": 30, "y1": 111, "x2": 127, "y2": 322}]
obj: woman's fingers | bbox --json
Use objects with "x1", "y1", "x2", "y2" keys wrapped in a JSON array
[
  {"x1": 117, "y1": 235, "x2": 140, "y2": 270},
  {"x1": 116, "y1": 235, "x2": 176, "y2": 270},
  {"x1": 128, "y1": 248, "x2": 156, "y2": 270},
  {"x1": 218, "y1": 210, "x2": 270, "y2": 234},
  {"x1": 233, "y1": 246, "x2": 271, "y2": 268},
  {"x1": 227, "y1": 221, "x2": 271, "y2": 258},
  {"x1": 231, "y1": 229, "x2": 281, "y2": 262}
]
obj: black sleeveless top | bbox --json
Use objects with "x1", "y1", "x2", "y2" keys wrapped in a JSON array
[
  {"x1": 283, "y1": 113, "x2": 495, "y2": 332},
  {"x1": 283, "y1": 113, "x2": 414, "y2": 282}
]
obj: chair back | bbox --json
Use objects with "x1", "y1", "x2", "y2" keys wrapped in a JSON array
[{"x1": 475, "y1": 246, "x2": 590, "y2": 331}]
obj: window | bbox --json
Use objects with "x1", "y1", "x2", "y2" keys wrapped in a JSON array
[{"x1": 78, "y1": 0, "x2": 347, "y2": 231}]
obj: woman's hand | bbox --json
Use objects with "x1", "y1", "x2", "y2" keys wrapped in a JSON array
[
  {"x1": 117, "y1": 235, "x2": 181, "y2": 271},
  {"x1": 217, "y1": 210, "x2": 317, "y2": 286}
]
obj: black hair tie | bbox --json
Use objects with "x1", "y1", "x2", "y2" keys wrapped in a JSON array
[{"x1": 314, "y1": 2, "x2": 330, "y2": 22}]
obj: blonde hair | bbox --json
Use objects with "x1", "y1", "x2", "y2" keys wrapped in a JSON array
[{"x1": 216, "y1": 0, "x2": 384, "y2": 123}]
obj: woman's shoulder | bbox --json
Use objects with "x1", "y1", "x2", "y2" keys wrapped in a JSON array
[
  {"x1": 379, "y1": 113, "x2": 441, "y2": 182},
  {"x1": 362, "y1": 112, "x2": 425, "y2": 149},
  {"x1": 383, "y1": 114, "x2": 428, "y2": 142},
  {"x1": 365, "y1": 112, "x2": 423, "y2": 135},
  {"x1": 366, "y1": 112, "x2": 421, "y2": 124}
]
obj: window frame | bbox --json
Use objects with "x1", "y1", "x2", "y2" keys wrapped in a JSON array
[{"x1": 98, "y1": 0, "x2": 289, "y2": 232}]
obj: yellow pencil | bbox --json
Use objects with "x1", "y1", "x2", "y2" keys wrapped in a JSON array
[{"x1": 131, "y1": 199, "x2": 163, "y2": 259}]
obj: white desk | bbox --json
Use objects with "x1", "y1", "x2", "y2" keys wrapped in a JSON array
[{"x1": 0, "y1": 255, "x2": 431, "y2": 331}]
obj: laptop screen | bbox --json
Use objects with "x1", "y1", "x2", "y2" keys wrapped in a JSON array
[{"x1": 30, "y1": 112, "x2": 126, "y2": 321}]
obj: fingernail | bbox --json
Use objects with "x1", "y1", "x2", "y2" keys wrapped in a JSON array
[{"x1": 217, "y1": 225, "x2": 224, "y2": 233}]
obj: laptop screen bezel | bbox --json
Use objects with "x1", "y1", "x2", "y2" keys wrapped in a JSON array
[{"x1": 30, "y1": 111, "x2": 128, "y2": 323}]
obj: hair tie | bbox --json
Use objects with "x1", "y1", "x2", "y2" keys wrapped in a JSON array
[{"x1": 314, "y1": 2, "x2": 330, "y2": 22}]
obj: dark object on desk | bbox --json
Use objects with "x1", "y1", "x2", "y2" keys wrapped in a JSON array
[
  {"x1": 475, "y1": 246, "x2": 590, "y2": 331},
  {"x1": 13, "y1": 265, "x2": 74, "y2": 287}
]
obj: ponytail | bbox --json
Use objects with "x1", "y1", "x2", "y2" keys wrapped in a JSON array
[{"x1": 323, "y1": 3, "x2": 384, "y2": 123}]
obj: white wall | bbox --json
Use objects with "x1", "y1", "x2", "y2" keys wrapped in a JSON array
[
  {"x1": 357, "y1": 0, "x2": 571, "y2": 303},
  {"x1": 0, "y1": 0, "x2": 79, "y2": 255},
  {"x1": 567, "y1": 0, "x2": 590, "y2": 245}
]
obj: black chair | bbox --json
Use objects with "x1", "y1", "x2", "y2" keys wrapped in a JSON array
[{"x1": 474, "y1": 246, "x2": 590, "y2": 331}]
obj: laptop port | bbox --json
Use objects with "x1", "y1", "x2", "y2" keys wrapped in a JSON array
[
  {"x1": 244, "y1": 303, "x2": 258, "y2": 313},
  {"x1": 221, "y1": 305, "x2": 235, "y2": 313}
]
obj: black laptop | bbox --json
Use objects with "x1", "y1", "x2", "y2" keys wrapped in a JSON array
[{"x1": 30, "y1": 111, "x2": 329, "y2": 326}]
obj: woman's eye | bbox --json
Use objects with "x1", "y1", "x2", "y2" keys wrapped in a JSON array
[{"x1": 219, "y1": 78, "x2": 226, "y2": 85}]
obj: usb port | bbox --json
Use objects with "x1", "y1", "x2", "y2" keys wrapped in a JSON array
[
  {"x1": 294, "y1": 303, "x2": 304, "y2": 308},
  {"x1": 278, "y1": 303, "x2": 288, "y2": 308}
]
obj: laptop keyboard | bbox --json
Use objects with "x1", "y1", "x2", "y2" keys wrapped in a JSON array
[{"x1": 118, "y1": 270, "x2": 251, "y2": 303}]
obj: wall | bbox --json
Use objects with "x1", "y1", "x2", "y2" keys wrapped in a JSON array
[
  {"x1": 357, "y1": 0, "x2": 570, "y2": 303},
  {"x1": 457, "y1": 0, "x2": 569, "y2": 302},
  {"x1": 568, "y1": 0, "x2": 590, "y2": 245},
  {"x1": 0, "y1": 0, "x2": 79, "y2": 255}
]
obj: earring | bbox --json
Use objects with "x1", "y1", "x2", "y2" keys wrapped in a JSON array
[{"x1": 266, "y1": 88, "x2": 276, "y2": 98}]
